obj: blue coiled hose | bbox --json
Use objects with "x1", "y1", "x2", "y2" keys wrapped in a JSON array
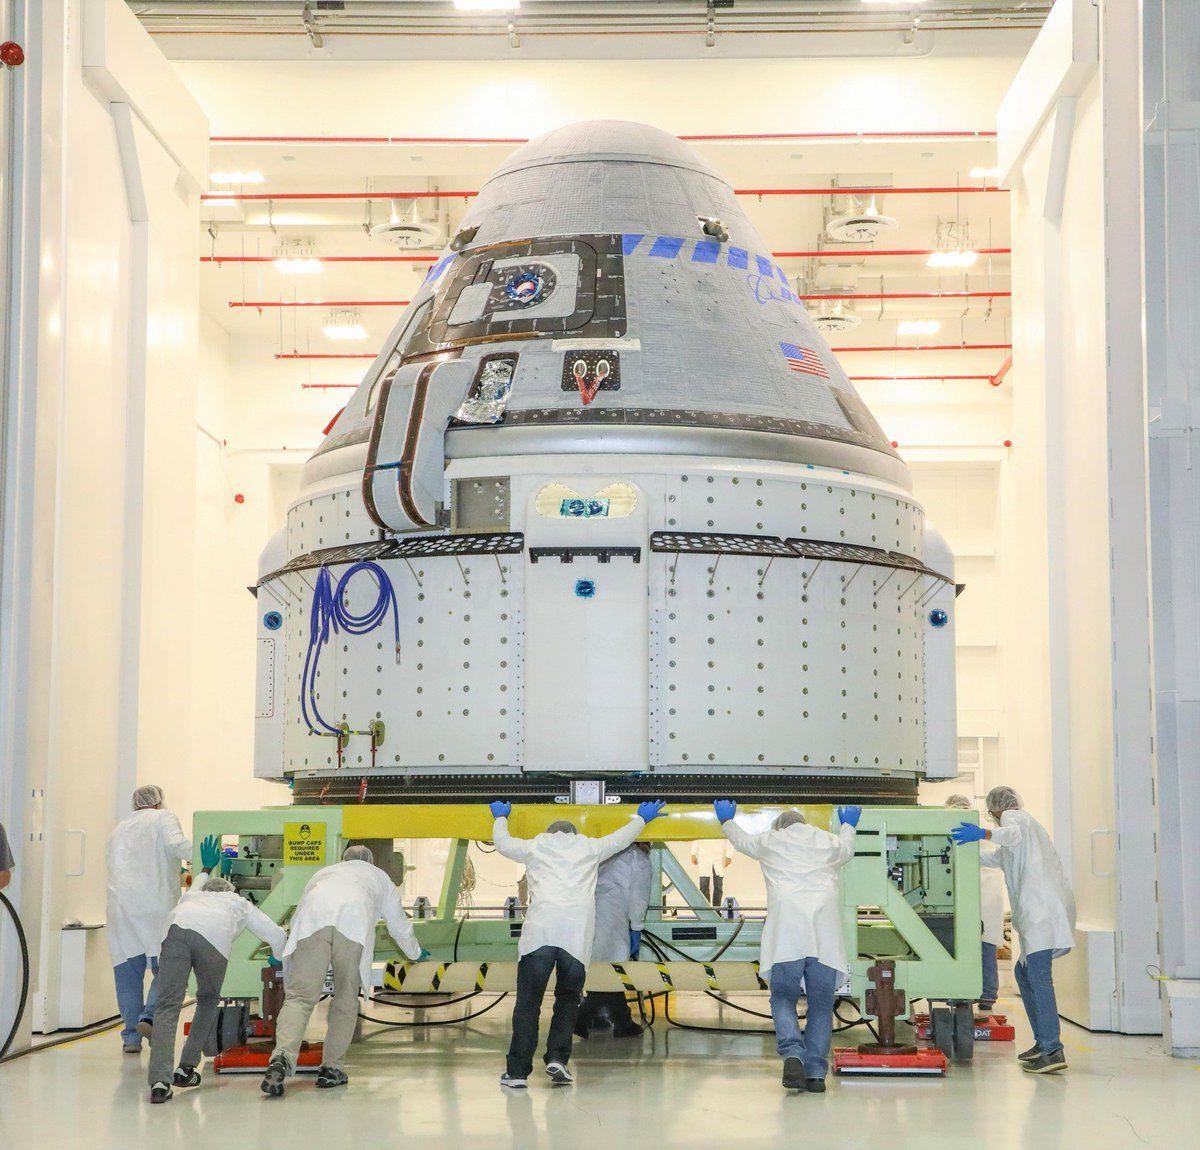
[{"x1": 301, "y1": 562, "x2": 399, "y2": 736}]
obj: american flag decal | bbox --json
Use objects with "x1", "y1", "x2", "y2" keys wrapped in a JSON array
[{"x1": 780, "y1": 342, "x2": 830, "y2": 380}]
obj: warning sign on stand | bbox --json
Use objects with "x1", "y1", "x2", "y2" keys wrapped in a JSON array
[{"x1": 284, "y1": 821, "x2": 327, "y2": 865}]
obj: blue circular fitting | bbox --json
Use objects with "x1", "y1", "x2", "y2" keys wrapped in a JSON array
[
  {"x1": 575, "y1": 579, "x2": 596, "y2": 600},
  {"x1": 263, "y1": 610, "x2": 284, "y2": 631},
  {"x1": 563, "y1": 498, "x2": 587, "y2": 517},
  {"x1": 929, "y1": 608, "x2": 949, "y2": 628}
]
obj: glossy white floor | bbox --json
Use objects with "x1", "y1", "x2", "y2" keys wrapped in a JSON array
[{"x1": 2, "y1": 993, "x2": 1196, "y2": 1149}]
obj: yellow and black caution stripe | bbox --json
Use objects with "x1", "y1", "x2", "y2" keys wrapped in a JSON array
[{"x1": 383, "y1": 958, "x2": 769, "y2": 995}]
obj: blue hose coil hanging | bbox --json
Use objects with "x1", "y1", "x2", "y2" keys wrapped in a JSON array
[{"x1": 301, "y1": 562, "x2": 399, "y2": 736}]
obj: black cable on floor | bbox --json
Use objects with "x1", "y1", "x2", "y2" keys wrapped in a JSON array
[
  {"x1": 0, "y1": 891, "x2": 30, "y2": 1061},
  {"x1": 358, "y1": 992, "x2": 508, "y2": 1028},
  {"x1": 370, "y1": 990, "x2": 483, "y2": 1009}
]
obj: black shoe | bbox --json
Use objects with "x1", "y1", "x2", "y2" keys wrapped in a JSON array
[
  {"x1": 1017, "y1": 1044, "x2": 1042, "y2": 1062},
  {"x1": 782, "y1": 1057, "x2": 805, "y2": 1090},
  {"x1": 173, "y1": 1065, "x2": 201, "y2": 1088},
  {"x1": 315, "y1": 1066, "x2": 349, "y2": 1089},
  {"x1": 611, "y1": 1020, "x2": 644, "y2": 1039},
  {"x1": 1022, "y1": 1050, "x2": 1067, "y2": 1074},
  {"x1": 150, "y1": 1083, "x2": 172, "y2": 1104},
  {"x1": 261, "y1": 1056, "x2": 288, "y2": 1097},
  {"x1": 977, "y1": 1001, "x2": 996, "y2": 1014},
  {"x1": 806, "y1": 1078, "x2": 826, "y2": 1093},
  {"x1": 499, "y1": 1072, "x2": 527, "y2": 1089}
]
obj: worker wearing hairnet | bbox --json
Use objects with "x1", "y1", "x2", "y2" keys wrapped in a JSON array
[
  {"x1": 576, "y1": 842, "x2": 653, "y2": 1039},
  {"x1": 945, "y1": 795, "x2": 1007, "y2": 1010},
  {"x1": 951, "y1": 786, "x2": 1076, "y2": 1074},
  {"x1": 490, "y1": 799, "x2": 665, "y2": 1088},
  {"x1": 148, "y1": 835, "x2": 287, "y2": 1103},
  {"x1": 716, "y1": 801, "x2": 859, "y2": 1092},
  {"x1": 261, "y1": 844, "x2": 426, "y2": 1097},
  {"x1": 104, "y1": 785, "x2": 193, "y2": 1053}
]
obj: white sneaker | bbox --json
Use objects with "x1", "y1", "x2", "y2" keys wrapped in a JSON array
[
  {"x1": 545, "y1": 1062, "x2": 574, "y2": 1085},
  {"x1": 500, "y1": 1072, "x2": 527, "y2": 1089}
]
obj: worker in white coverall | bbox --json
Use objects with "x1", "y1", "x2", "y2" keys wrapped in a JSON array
[
  {"x1": 575, "y1": 842, "x2": 653, "y2": 1039},
  {"x1": 951, "y1": 785, "x2": 1076, "y2": 1075},
  {"x1": 716, "y1": 800, "x2": 860, "y2": 1092},
  {"x1": 147, "y1": 835, "x2": 288, "y2": 1103},
  {"x1": 945, "y1": 794, "x2": 1007, "y2": 1011},
  {"x1": 105, "y1": 785, "x2": 193, "y2": 1053},
  {"x1": 490, "y1": 799, "x2": 666, "y2": 1088},
  {"x1": 691, "y1": 836, "x2": 732, "y2": 907},
  {"x1": 261, "y1": 844, "x2": 427, "y2": 1096}
]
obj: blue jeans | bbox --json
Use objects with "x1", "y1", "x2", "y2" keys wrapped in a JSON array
[
  {"x1": 768, "y1": 958, "x2": 838, "y2": 1079},
  {"x1": 981, "y1": 942, "x2": 999, "y2": 1004},
  {"x1": 113, "y1": 954, "x2": 160, "y2": 1046},
  {"x1": 1014, "y1": 949, "x2": 1061, "y2": 1055}
]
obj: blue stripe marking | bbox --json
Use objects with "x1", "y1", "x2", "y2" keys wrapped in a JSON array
[
  {"x1": 755, "y1": 254, "x2": 774, "y2": 277},
  {"x1": 692, "y1": 240, "x2": 720, "y2": 264},
  {"x1": 622, "y1": 234, "x2": 646, "y2": 256},
  {"x1": 775, "y1": 264, "x2": 790, "y2": 283},
  {"x1": 649, "y1": 236, "x2": 685, "y2": 259},
  {"x1": 423, "y1": 255, "x2": 453, "y2": 284},
  {"x1": 727, "y1": 246, "x2": 749, "y2": 269}
]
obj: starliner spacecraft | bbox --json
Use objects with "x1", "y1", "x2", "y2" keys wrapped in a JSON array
[{"x1": 254, "y1": 120, "x2": 957, "y2": 806}]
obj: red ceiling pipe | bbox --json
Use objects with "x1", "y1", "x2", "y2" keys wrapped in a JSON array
[
  {"x1": 200, "y1": 184, "x2": 1007, "y2": 204},
  {"x1": 230, "y1": 299, "x2": 411, "y2": 308},
  {"x1": 303, "y1": 383, "x2": 359, "y2": 389},
  {"x1": 203, "y1": 255, "x2": 436, "y2": 264},
  {"x1": 204, "y1": 248, "x2": 1012, "y2": 266},
  {"x1": 989, "y1": 354, "x2": 1014, "y2": 387},
  {"x1": 831, "y1": 343, "x2": 1013, "y2": 352},
  {"x1": 799, "y1": 290, "x2": 1010, "y2": 301},
  {"x1": 849, "y1": 374, "x2": 998, "y2": 381},
  {"x1": 275, "y1": 353, "x2": 376, "y2": 360},
  {"x1": 212, "y1": 130, "x2": 996, "y2": 146},
  {"x1": 776, "y1": 247, "x2": 1011, "y2": 258}
]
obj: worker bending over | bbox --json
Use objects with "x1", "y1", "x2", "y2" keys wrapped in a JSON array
[
  {"x1": 105, "y1": 785, "x2": 193, "y2": 1053},
  {"x1": 951, "y1": 786, "x2": 1076, "y2": 1074},
  {"x1": 491, "y1": 799, "x2": 666, "y2": 1088},
  {"x1": 261, "y1": 844, "x2": 426, "y2": 1097},
  {"x1": 716, "y1": 801, "x2": 860, "y2": 1092},
  {"x1": 148, "y1": 835, "x2": 287, "y2": 1103},
  {"x1": 576, "y1": 841, "x2": 652, "y2": 1039},
  {"x1": 945, "y1": 794, "x2": 1006, "y2": 1012}
]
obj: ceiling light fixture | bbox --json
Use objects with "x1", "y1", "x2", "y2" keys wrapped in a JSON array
[
  {"x1": 210, "y1": 170, "x2": 266, "y2": 185},
  {"x1": 323, "y1": 309, "x2": 368, "y2": 341},
  {"x1": 896, "y1": 319, "x2": 942, "y2": 336},
  {"x1": 926, "y1": 249, "x2": 979, "y2": 269},
  {"x1": 453, "y1": 0, "x2": 520, "y2": 11}
]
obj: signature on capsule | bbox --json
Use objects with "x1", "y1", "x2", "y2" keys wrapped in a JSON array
[{"x1": 747, "y1": 273, "x2": 794, "y2": 306}]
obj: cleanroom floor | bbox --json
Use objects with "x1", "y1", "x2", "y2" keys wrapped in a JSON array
[{"x1": 2, "y1": 992, "x2": 1195, "y2": 1149}]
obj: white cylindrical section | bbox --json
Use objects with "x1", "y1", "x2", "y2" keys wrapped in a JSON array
[{"x1": 921, "y1": 522, "x2": 958, "y2": 780}]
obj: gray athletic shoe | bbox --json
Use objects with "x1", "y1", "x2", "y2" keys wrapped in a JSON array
[
  {"x1": 149, "y1": 1082, "x2": 172, "y2": 1104},
  {"x1": 315, "y1": 1065, "x2": 349, "y2": 1089},
  {"x1": 1017, "y1": 1044, "x2": 1041, "y2": 1062},
  {"x1": 545, "y1": 1061, "x2": 574, "y2": 1085},
  {"x1": 261, "y1": 1055, "x2": 289, "y2": 1097},
  {"x1": 500, "y1": 1072, "x2": 527, "y2": 1089},
  {"x1": 1022, "y1": 1049, "x2": 1067, "y2": 1074}
]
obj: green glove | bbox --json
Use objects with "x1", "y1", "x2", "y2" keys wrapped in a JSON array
[{"x1": 199, "y1": 834, "x2": 221, "y2": 871}]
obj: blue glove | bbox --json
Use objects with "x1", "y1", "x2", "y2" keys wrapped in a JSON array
[
  {"x1": 219, "y1": 847, "x2": 236, "y2": 877},
  {"x1": 636, "y1": 799, "x2": 666, "y2": 823},
  {"x1": 951, "y1": 822, "x2": 988, "y2": 845},
  {"x1": 490, "y1": 799, "x2": 512, "y2": 819},
  {"x1": 837, "y1": 805, "x2": 863, "y2": 829},
  {"x1": 713, "y1": 799, "x2": 737, "y2": 824},
  {"x1": 417, "y1": 948, "x2": 432, "y2": 961},
  {"x1": 629, "y1": 929, "x2": 642, "y2": 959},
  {"x1": 199, "y1": 834, "x2": 221, "y2": 871},
  {"x1": 267, "y1": 956, "x2": 283, "y2": 969}
]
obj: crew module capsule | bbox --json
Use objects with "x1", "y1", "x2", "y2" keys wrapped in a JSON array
[{"x1": 254, "y1": 120, "x2": 957, "y2": 806}]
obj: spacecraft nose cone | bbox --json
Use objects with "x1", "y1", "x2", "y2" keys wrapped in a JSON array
[{"x1": 487, "y1": 119, "x2": 725, "y2": 184}]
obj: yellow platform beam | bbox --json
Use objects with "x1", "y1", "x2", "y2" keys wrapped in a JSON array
[{"x1": 342, "y1": 803, "x2": 835, "y2": 841}]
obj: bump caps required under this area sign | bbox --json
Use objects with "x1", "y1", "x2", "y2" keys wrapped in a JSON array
[{"x1": 283, "y1": 821, "x2": 327, "y2": 865}]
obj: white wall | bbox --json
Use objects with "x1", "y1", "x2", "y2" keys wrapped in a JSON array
[{"x1": 0, "y1": 0, "x2": 207, "y2": 1041}]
